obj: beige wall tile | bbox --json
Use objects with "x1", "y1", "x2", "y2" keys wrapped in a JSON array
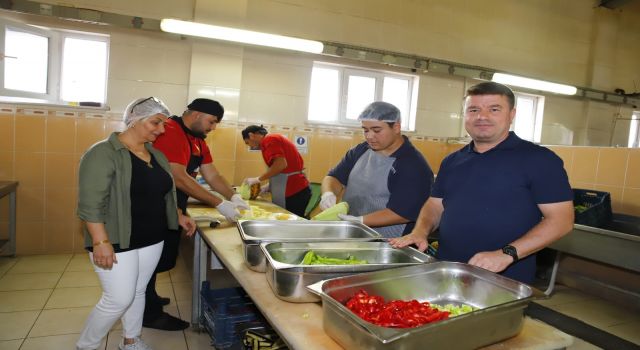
[
  {"x1": 621, "y1": 188, "x2": 640, "y2": 216},
  {"x1": 331, "y1": 136, "x2": 353, "y2": 165},
  {"x1": 45, "y1": 153, "x2": 76, "y2": 188},
  {"x1": 306, "y1": 161, "x2": 333, "y2": 184},
  {"x1": 548, "y1": 146, "x2": 574, "y2": 178},
  {"x1": 233, "y1": 160, "x2": 265, "y2": 185},
  {"x1": 595, "y1": 148, "x2": 628, "y2": 187},
  {"x1": 571, "y1": 181, "x2": 596, "y2": 191},
  {"x1": 0, "y1": 152, "x2": 14, "y2": 180},
  {"x1": 213, "y1": 159, "x2": 236, "y2": 185},
  {"x1": 0, "y1": 116, "x2": 14, "y2": 152},
  {"x1": 307, "y1": 133, "x2": 333, "y2": 164},
  {"x1": 75, "y1": 118, "x2": 106, "y2": 154},
  {"x1": 15, "y1": 116, "x2": 45, "y2": 153},
  {"x1": 571, "y1": 147, "x2": 599, "y2": 184},
  {"x1": 45, "y1": 117, "x2": 76, "y2": 154},
  {"x1": 16, "y1": 221, "x2": 45, "y2": 255},
  {"x1": 423, "y1": 141, "x2": 448, "y2": 174},
  {"x1": 594, "y1": 184, "x2": 624, "y2": 213},
  {"x1": 625, "y1": 149, "x2": 640, "y2": 188},
  {"x1": 14, "y1": 152, "x2": 44, "y2": 188},
  {"x1": 40, "y1": 222, "x2": 74, "y2": 254},
  {"x1": 44, "y1": 188, "x2": 76, "y2": 222},
  {"x1": 208, "y1": 126, "x2": 237, "y2": 160},
  {"x1": 16, "y1": 187, "x2": 44, "y2": 222}
]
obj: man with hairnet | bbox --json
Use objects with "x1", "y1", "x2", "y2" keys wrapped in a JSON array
[
  {"x1": 319, "y1": 101, "x2": 433, "y2": 238},
  {"x1": 146, "y1": 98, "x2": 249, "y2": 330}
]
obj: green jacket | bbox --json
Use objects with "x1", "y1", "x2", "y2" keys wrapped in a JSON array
[{"x1": 77, "y1": 132, "x2": 179, "y2": 249}]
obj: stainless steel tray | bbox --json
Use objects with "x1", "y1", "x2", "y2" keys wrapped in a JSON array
[
  {"x1": 237, "y1": 220, "x2": 382, "y2": 272},
  {"x1": 261, "y1": 241, "x2": 435, "y2": 303},
  {"x1": 307, "y1": 262, "x2": 543, "y2": 349}
]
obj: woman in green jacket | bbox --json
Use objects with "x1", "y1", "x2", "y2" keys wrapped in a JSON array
[{"x1": 76, "y1": 97, "x2": 195, "y2": 350}]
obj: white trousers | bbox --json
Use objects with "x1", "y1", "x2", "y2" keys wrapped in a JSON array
[{"x1": 76, "y1": 241, "x2": 163, "y2": 350}]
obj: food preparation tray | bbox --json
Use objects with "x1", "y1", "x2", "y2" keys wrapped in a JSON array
[
  {"x1": 261, "y1": 241, "x2": 435, "y2": 303},
  {"x1": 237, "y1": 220, "x2": 382, "y2": 272},
  {"x1": 307, "y1": 262, "x2": 543, "y2": 349}
]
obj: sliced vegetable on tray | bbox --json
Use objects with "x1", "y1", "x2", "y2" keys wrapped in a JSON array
[
  {"x1": 300, "y1": 250, "x2": 367, "y2": 265},
  {"x1": 345, "y1": 289, "x2": 476, "y2": 328}
]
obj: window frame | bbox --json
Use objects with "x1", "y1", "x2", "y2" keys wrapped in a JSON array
[
  {"x1": 308, "y1": 62, "x2": 419, "y2": 131},
  {"x1": 511, "y1": 91, "x2": 545, "y2": 143},
  {"x1": 59, "y1": 30, "x2": 110, "y2": 104},
  {"x1": 0, "y1": 18, "x2": 109, "y2": 105},
  {"x1": 628, "y1": 111, "x2": 640, "y2": 148}
]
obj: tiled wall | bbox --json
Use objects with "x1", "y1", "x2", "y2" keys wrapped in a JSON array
[
  {"x1": 6, "y1": 105, "x2": 639, "y2": 255},
  {"x1": 548, "y1": 146, "x2": 640, "y2": 216},
  {"x1": 0, "y1": 107, "x2": 124, "y2": 255}
]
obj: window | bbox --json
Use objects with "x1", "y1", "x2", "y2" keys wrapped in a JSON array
[
  {"x1": 511, "y1": 92, "x2": 545, "y2": 142},
  {"x1": 308, "y1": 63, "x2": 418, "y2": 131},
  {"x1": 0, "y1": 18, "x2": 109, "y2": 105},
  {"x1": 629, "y1": 111, "x2": 640, "y2": 148}
]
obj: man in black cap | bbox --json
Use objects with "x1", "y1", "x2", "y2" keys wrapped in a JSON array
[{"x1": 147, "y1": 98, "x2": 249, "y2": 330}]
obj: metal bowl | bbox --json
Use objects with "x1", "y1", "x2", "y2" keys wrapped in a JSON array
[
  {"x1": 237, "y1": 220, "x2": 382, "y2": 272},
  {"x1": 261, "y1": 241, "x2": 435, "y2": 302},
  {"x1": 307, "y1": 262, "x2": 543, "y2": 349}
]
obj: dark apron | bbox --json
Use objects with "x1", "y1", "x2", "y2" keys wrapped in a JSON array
[{"x1": 156, "y1": 116, "x2": 203, "y2": 272}]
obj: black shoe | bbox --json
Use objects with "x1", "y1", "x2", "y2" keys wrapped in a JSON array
[
  {"x1": 158, "y1": 296, "x2": 170, "y2": 306},
  {"x1": 143, "y1": 312, "x2": 189, "y2": 331}
]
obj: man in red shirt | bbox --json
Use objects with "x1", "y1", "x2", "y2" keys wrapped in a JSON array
[
  {"x1": 146, "y1": 98, "x2": 249, "y2": 330},
  {"x1": 241, "y1": 125, "x2": 311, "y2": 217}
]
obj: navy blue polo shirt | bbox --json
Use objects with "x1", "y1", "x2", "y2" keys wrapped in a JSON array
[
  {"x1": 328, "y1": 136, "x2": 433, "y2": 234},
  {"x1": 432, "y1": 132, "x2": 572, "y2": 283}
]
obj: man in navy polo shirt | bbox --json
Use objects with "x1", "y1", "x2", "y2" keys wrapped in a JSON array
[
  {"x1": 390, "y1": 82, "x2": 574, "y2": 283},
  {"x1": 319, "y1": 101, "x2": 433, "y2": 238}
]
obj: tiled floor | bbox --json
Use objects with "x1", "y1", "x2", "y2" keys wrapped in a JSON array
[{"x1": 0, "y1": 254, "x2": 638, "y2": 350}]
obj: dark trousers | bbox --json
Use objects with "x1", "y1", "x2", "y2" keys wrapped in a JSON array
[
  {"x1": 286, "y1": 186, "x2": 311, "y2": 218},
  {"x1": 144, "y1": 273, "x2": 163, "y2": 318}
]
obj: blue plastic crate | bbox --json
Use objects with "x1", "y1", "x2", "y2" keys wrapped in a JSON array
[
  {"x1": 573, "y1": 189, "x2": 612, "y2": 228},
  {"x1": 200, "y1": 282, "x2": 260, "y2": 349}
]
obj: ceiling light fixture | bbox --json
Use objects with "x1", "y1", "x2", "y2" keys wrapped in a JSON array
[
  {"x1": 160, "y1": 19, "x2": 324, "y2": 54},
  {"x1": 492, "y1": 73, "x2": 577, "y2": 95}
]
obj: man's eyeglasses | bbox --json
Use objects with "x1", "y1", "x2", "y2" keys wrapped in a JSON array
[{"x1": 130, "y1": 97, "x2": 161, "y2": 113}]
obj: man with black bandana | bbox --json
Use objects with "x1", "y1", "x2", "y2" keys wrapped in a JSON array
[{"x1": 145, "y1": 98, "x2": 249, "y2": 330}]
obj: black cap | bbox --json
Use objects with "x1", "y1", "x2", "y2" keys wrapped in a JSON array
[{"x1": 187, "y1": 98, "x2": 224, "y2": 121}]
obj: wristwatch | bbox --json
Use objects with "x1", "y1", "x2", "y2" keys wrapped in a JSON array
[{"x1": 502, "y1": 245, "x2": 519, "y2": 263}]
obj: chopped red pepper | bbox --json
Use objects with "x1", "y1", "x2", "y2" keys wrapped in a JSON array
[{"x1": 345, "y1": 290, "x2": 450, "y2": 328}]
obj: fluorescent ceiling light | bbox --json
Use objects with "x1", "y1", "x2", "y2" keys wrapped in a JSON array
[
  {"x1": 160, "y1": 19, "x2": 324, "y2": 54},
  {"x1": 492, "y1": 73, "x2": 577, "y2": 95}
]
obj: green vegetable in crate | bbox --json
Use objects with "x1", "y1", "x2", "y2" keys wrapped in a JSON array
[
  {"x1": 312, "y1": 201, "x2": 349, "y2": 221},
  {"x1": 574, "y1": 204, "x2": 588, "y2": 213},
  {"x1": 300, "y1": 250, "x2": 368, "y2": 265}
]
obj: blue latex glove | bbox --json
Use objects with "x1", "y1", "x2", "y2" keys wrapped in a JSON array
[{"x1": 338, "y1": 214, "x2": 363, "y2": 224}]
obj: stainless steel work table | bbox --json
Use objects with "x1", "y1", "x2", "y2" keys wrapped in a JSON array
[
  {"x1": 189, "y1": 201, "x2": 573, "y2": 350},
  {"x1": 0, "y1": 181, "x2": 18, "y2": 256}
]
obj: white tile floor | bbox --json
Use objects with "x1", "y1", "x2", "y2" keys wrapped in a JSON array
[{"x1": 0, "y1": 253, "x2": 638, "y2": 350}]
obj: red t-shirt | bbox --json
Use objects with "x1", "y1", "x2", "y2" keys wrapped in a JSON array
[
  {"x1": 260, "y1": 134, "x2": 309, "y2": 196},
  {"x1": 153, "y1": 118, "x2": 213, "y2": 173}
]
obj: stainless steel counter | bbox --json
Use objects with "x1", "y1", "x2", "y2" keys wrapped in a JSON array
[
  {"x1": 545, "y1": 214, "x2": 640, "y2": 295},
  {"x1": 189, "y1": 200, "x2": 573, "y2": 349}
]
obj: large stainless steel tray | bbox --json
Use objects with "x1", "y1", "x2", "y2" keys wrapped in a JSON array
[
  {"x1": 261, "y1": 241, "x2": 435, "y2": 303},
  {"x1": 237, "y1": 220, "x2": 382, "y2": 272},
  {"x1": 307, "y1": 262, "x2": 542, "y2": 349}
]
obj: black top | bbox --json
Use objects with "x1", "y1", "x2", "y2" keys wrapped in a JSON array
[
  {"x1": 127, "y1": 152, "x2": 172, "y2": 250},
  {"x1": 88, "y1": 152, "x2": 172, "y2": 253}
]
